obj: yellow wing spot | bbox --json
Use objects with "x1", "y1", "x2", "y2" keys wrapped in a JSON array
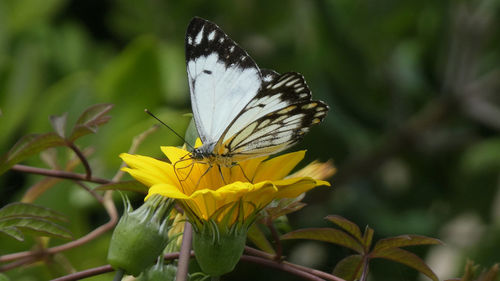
[
  {"x1": 272, "y1": 115, "x2": 288, "y2": 124},
  {"x1": 278, "y1": 105, "x2": 297, "y2": 114},
  {"x1": 312, "y1": 118, "x2": 321, "y2": 124},
  {"x1": 258, "y1": 119, "x2": 271, "y2": 128},
  {"x1": 302, "y1": 103, "x2": 317, "y2": 110},
  {"x1": 231, "y1": 122, "x2": 258, "y2": 147},
  {"x1": 314, "y1": 111, "x2": 325, "y2": 118}
]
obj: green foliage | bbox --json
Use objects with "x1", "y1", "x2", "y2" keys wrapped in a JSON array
[
  {"x1": 445, "y1": 260, "x2": 499, "y2": 281},
  {"x1": 0, "y1": 202, "x2": 72, "y2": 241},
  {"x1": 282, "y1": 215, "x2": 442, "y2": 281},
  {"x1": 0, "y1": 0, "x2": 499, "y2": 280}
]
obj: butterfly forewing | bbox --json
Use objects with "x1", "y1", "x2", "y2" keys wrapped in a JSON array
[
  {"x1": 186, "y1": 17, "x2": 262, "y2": 147},
  {"x1": 215, "y1": 72, "x2": 329, "y2": 161}
]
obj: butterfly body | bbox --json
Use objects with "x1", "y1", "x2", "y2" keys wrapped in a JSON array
[{"x1": 185, "y1": 17, "x2": 329, "y2": 168}]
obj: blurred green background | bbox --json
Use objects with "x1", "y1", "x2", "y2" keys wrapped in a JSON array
[{"x1": 1, "y1": 0, "x2": 499, "y2": 280}]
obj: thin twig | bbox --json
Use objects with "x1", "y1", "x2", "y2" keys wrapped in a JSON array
[
  {"x1": 240, "y1": 255, "x2": 325, "y2": 281},
  {"x1": 0, "y1": 187, "x2": 118, "y2": 264},
  {"x1": 112, "y1": 124, "x2": 160, "y2": 182},
  {"x1": 66, "y1": 142, "x2": 92, "y2": 180},
  {"x1": 266, "y1": 218, "x2": 283, "y2": 260},
  {"x1": 0, "y1": 256, "x2": 38, "y2": 272},
  {"x1": 176, "y1": 222, "x2": 193, "y2": 281},
  {"x1": 284, "y1": 262, "x2": 347, "y2": 281},
  {"x1": 244, "y1": 246, "x2": 345, "y2": 281},
  {"x1": 11, "y1": 164, "x2": 110, "y2": 184},
  {"x1": 74, "y1": 181, "x2": 103, "y2": 203},
  {"x1": 50, "y1": 265, "x2": 113, "y2": 281},
  {"x1": 50, "y1": 253, "x2": 185, "y2": 281},
  {"x1": 244, "y1": 246, "x2": 275, "y2": 260}
]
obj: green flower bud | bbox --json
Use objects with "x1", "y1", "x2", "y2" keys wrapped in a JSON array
[
  {"x1": 136, "y1": 260, "x2": 177, "y2": 281},
  {"x1": 192, "y1": 223, "x2": 247, "y2": 277},
  {"x1": 107, "y1": 194, "x2": 174, "y2": 276}
]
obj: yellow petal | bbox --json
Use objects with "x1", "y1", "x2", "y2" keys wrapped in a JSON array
[
  {"x1": 147, "y1": 183, "x2": 190, "y2": 200},
  {"x1": 120, "y1": 153, "x2": 178, "y2": 186},
  {"x1": 229, "y1": 156, "x2": 269, "y2": 182},
  {"x1": 253, "y1": 151, "x2": 306, "y2": 181},
  {"x1": 273, "y1": 177, "x2": 330, "y2": 198}
]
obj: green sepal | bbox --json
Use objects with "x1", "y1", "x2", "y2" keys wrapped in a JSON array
[
  {"x1": 192, "y1": 222, "x2": 247, "y2": 277},
  {"x1": 136, "y1": 259, "x2": 177, "y2": 281},
  {"x1": 107, "y1": 194, "x2": 174, "y2": 276}
]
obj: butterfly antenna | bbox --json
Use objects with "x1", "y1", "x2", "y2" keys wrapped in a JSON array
[{"x1": 144, "y1": 109, "x2": 195, "y2": 150}]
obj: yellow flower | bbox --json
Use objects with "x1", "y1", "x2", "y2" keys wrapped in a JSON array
[{"x1": 120, "y1": 146, "x2": 329, "y2": 228}]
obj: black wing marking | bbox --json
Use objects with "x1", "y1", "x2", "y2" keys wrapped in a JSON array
[
  {"x1": 216, "y1": 71, "x2": 329, "y2": 160},
  {"x1": 186, "y1": 17, "x2": 263, "y2": 146}
]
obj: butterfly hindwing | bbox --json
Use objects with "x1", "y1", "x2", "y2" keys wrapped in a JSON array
[
  {"x1": 186, "y1": 17, "x2": 262, "y2": 147},
  {"x1": 215, "y1": 71, "x2": 328, "y2": 160}
]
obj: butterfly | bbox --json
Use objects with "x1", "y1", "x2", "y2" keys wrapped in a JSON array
[{"x1": 185, "y1": 17, "x2": 329, "y2": 171}]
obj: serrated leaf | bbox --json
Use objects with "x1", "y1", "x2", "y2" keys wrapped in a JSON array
[
  {"x1": 325, "y1": 215, "x2": 363, "y2": 242},
  {"x1": 247, "y1": 223, "x2": 276, "y2": 255},
  {"x1": 373, "y1": 235, "x2": 442, "y2": 254},
  {"x1": 0, "y1": 217, "x2": 72, "y2": 240},
  {"x1": 332, "y1": 254, "x2": 364, "y2": 281},
  {"x1": 0, "y1": 227, "x2": 25, "y2": 241},
  {"x1": 281, "y1": 228, "x2": 364, "y2": 254},
  {"x1": 49, "y1": 113, "x2": 68, "y2": 138},
  {"x1": 0, "y1": 133, "x2": 66, "y2": 175},
  {"x1": 0, "y1": 202, "x2": 67, "y2": 222},
  {"x1": 94, "y1": 180, "x2": 148, "y2": 193},
  {"x1": 69, "y1": 103, "x2": 113, "y2": 141},
  {"x1": 370, "y1": 247, "x2": 438, "y2": 281},
  {"x1": 363, "y1": 225, "x2": 374, "y2": 249}
]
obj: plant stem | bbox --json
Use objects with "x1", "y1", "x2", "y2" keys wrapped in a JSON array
[
  {"x1": 11, "y1": 164, "x2": 110, "y2": 184},
  {"x1": 113, "y1": 268, "x2": 125, "y2": 281},
  {"x1": 176, "y1": 222, "x2": 193, "y2": 281},
  {"x1": 67, "y1": 142, "x2": 92, "y2": 179}
]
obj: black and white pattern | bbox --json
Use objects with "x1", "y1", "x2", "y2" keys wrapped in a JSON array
[{"x1": 186, "y1": 17, "x2": 329, "y2": 165}]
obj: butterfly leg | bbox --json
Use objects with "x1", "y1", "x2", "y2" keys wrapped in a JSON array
[
  {"x1": 234, "y1": 162, "x2": 253, "y2": 183},
  {"x1": 217, "y1": 164, "x2": 227, "y2": 185},
  {"x1": 194, "y1": 163, "x2": 212, "y2": 188},
  {"x1": 173, "y1": 155, "x2": 195, "y2": 193}
]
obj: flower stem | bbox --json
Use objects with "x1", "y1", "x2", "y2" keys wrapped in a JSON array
[
  {"x1": 112, "y1": 268, "x2": 124, "y2": 281},
  {"x1": 176, "y1": 222, "x2": 193, "y2": 281}
]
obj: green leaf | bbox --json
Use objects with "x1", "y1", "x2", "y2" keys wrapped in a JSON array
[
  {"x1": 0, "y1": 202, "x2": 67, "y2": 222},
  {"x1": 362, "y1": 225, "x2": 374, "y2": 250},
  {"x1": 0, "y1": 227, "x2": 24, "y2": 241},
  {"x1": 69, "y1": 103, "x2": 113, "y2": 141},
  {"x1": 94, "y1": 180, "x2": 148, "y2": 194},
  {"x1": 372, "y1": 235, "x2": 442, "y2": 254},
  {"x1": 0, "y1": 217, "x2": 72, "y2": 240},
  {"x1": 247, "y1": 224, "x2": 276, "y2": 255},
  {"x1": 49, "y1": 112, "x2": 68, "y2": 138},
  {"x1": 0, "y1": 132, "x2": 66, "y2": 175},
  {"x1": 332, "y1": 254, "x2": 364, "y2": 281},
  {"x1": 281, "y1": 228, "x2": 364, "y2": 254},
  {"x1": 325, "y1": 215, "x2": 363, "y2": 242},
  {"x1": 370, "y1": 247, "x2": 438, "y2": 281}
]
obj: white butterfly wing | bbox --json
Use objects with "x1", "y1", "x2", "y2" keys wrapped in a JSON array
[
  {"x1": 186, "y1": 17, "x2": 262, "y2": 147},
  {"x1": 214, "y1": 70, "x2": 329, "y2": 161}
]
